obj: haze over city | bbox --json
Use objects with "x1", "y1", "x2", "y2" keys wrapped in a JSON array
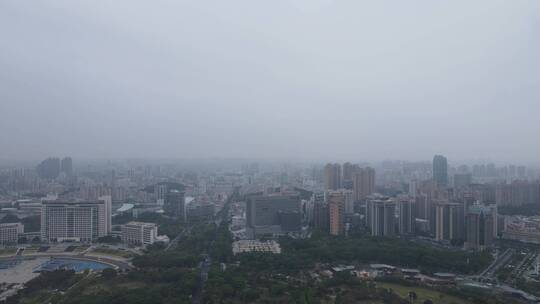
[
  {"x1": 1, "y1": 0, "x2": 540, "y2": 163},
  {"x1": 4, "y1": 2, "x2": 540, "y2": 304}
]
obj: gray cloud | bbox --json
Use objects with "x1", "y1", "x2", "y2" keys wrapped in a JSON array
[{"x1": 1, "y1": 0, "x2": 539, "y2": 163}]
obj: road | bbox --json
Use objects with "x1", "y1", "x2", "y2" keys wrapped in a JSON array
[
  {"x1": 165, "y1": 226, "x2": 191, "y2": 251},
  {"x1": 507, "y1": 251, "x2": 538, "y2": 284},
  {"x1": 191, "y1": 190, "x2": 236, "y2": 304},
  {"x1": 191, "y1": 255, "x2": 212, "y2": 304},
  {"x1": 478, "y1": 248, "x2": 514, "y2": 280}
]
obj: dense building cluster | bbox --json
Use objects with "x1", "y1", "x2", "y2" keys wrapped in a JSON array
[
  {"x1": 1, "y1": 156, "x2": 539, "y2": 253},
  {"x1": 0, "y1": 157, "x2": 236, "y2": 247},
  {"x1": 221, "y1": 157, "x2": 540, "y2": 253}
]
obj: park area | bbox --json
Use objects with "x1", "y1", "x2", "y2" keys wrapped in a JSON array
[{"x1": 377, "y1": 282, "x2": 470, "y2": 304}]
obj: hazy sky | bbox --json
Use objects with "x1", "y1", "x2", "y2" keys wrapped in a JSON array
[{"x1": 1, "y1": 1, "x2": 539, "y2": 163}]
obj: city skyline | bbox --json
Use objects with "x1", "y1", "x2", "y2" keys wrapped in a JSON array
[{"x1": 2, "y1": 1, "x2": 540, "y2": 303}]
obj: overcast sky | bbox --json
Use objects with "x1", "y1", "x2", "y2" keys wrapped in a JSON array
[{"x1": 1, "y1": 1, "x2": 539, "y2": 163}]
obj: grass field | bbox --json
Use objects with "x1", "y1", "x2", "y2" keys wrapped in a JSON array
[
  {"x1": 74, "y1": 245, "x2": 90, "y2": 253},
  {"x1": 377, "y1": 282, "x2": 470, "y2": 304},
  {"x1": 0, "y1": 248, "x2": 17, "y2": 256},
  {"x1": 89, "y1": 247, "x2": 134, "y2": 258}
]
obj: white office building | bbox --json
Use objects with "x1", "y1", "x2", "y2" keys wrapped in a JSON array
[
  {"x1": 98, "y1": 195, "x2": 112, "y2": 234},
  {"x1": 41, "y1": 198, "x2": 110, "y2": 242},
  {"x1": 0, "y1": 222, "x2": 24, "y2": 244},
  {"x1": 122, "y1": 221, "x2": 159, "y2": 246}
]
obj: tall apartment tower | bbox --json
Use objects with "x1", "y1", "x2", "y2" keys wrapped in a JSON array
[
  {"x1": 415, "y1": 193, "x2": 430, "y2": 222},
  {"x1": 342, "y1": 162, "x2": 354, "y2": 182},
  {"x1": 312, "y1": 192, "x2": 329, "y2": 232},
  {"x1": 313, "y1": 201, "x2": 329, "y2": 232},
  {"x1": 465, "y1": 205, "x2": 495, "y2": 250},
  {"x1": 324, "y1": 163, "x2": 342, "y2": 191},
  {"x1": 434, "y1": 202, "x2": 462, "y2": 241},
  {"x1": 60, "y1": 157, "x2": 73, "y2": 176},
  {"x1": 433, "y1": 155, "x2": 448, "y2": 187},
  {"x1": 328, "y1": 189, "x2": 355, "y2": 214},
  {"x1": 328, "y1": 191, "x2": 345, "y2": 236},
  {"x1": 155, "y1": 184, "x2": 168, "y2": 205},
  {"x1": 367, "y1": 197, "x2": 396, "y2": 237},
  {"x1": 342, "y1": 162, "x2": 358, "y2": 189},
  {"x1": 398, "y1": 196, "x2": 415, "y2": 235},
  {"x1": 98, "y1": 195, "x2": 112, "y2": 234},
  {"x1": 352, "y1": 167, "x2": 375, "y2": 201},
  {"x1": 409, "y1": 179, "x2": 418, "y2": 197}
]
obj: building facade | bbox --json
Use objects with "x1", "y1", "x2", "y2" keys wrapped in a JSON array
[
  {"x1": 324, "y1": 163, "x2": 342, "y2": 191},
  {"x1": 433, "y1": 155, "x2": 448, "y2": 187},
  {"x1": 398, "y1": 196, "x2": 415, "y2": 235},
  {"x1": 165, "y1": 190, "x2": 186, "y2": 220},
  {"x1": 41, "y1": 199, "x2": 110, "y2": 242},
  {"x1": 246, "y1": 195, "x2": 301, "y2": 236},
  {"x1": 122, "y1": 221, "x2": 158, "y2": 246},
  {"x1": 367, "y1": 197, "x2": 396, "y2": 237},
  {"x1": 465, "y1": 205, "x2": 496, "y2": 250},
  {"x1": 352, "y1": 167, "x2": 375, "y2": 202},
  {"x1": 328, "y1": 191, "x2": 345, "y2": 236},
  {"x1": 434, "y1": 202, "x2": 462, "y2": 241},
  {"x1": 0, "y1": 222, "x2": 24, "y2": 244},
  {"x1": 312, "y1": 193, "x2": 329, "y2": 232}
]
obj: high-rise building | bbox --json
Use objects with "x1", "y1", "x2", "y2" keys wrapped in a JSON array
[
  {"x1": 398, "y1": 196, "x2": 415, "y2": 235},
  {"x1": 155, "y1": 184, "x2": 168, "y2": 205},
  {"x1": 324, "y1": 163, "x2": 342, "y2": 191},
  {"x1": 328, "y1": 189, "x2": 354, "y2": 214},
  {"x1": 165, "y1": 190, "x2": 186, "y2": 221},
  {"x1": 342, "y1": 162, "x2": 355, "y2": 182},
  {"x1": 367, "y1": 197, "x2": 396, "y2": 237},
  {"x1": 60, "y1": 157, "x2": 73, "y2": 176},
  {"x1": 409, "y1": 179, "x2": 418, "y2": 197},
  {"x1": 328, "y1": 191, "x2": 345, "y2": 236},
  {"x1": 41, "y1": 200, "x2": 110, "y2": 242},
  {"x1": 312, "y1": 193, "x2": 329, "y2": 231},
  {"x1": 98, "y1": 195, "x2": 112, "y2": 234},
  {"x1": 434, "y1": 202, "x2": 462, "y2": 241},
  {"x1": 465, "y1": 205, "x2": 496, "y2": 250},
  {"x1": 37, "y1": 157, "x2": 61, "y2": 180},
  {"x1": 342, "y1": 162, "x2": 359, "y2": 189},
  {"x1": 122, "y1": 221, "x2": 159, "y2": 246},
  {"x1": 415, "y1": 193, "x2": 430, "y2": 222},
  {"x1": 496, "y1": 181, "x2": 540, "y2": 206},
  {"x1": 246, "y1": 195, "x2": 301, "y2": 236},
  {"x1": 433, "y1": 155, "x2": 448, "y2": 187},
  {"x1": 352, "y1": 167, "x2": 375, "y2": 201}
]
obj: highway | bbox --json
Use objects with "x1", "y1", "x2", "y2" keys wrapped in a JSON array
[
  {"x1": 478, "y1": 248, "x2": 514, "y2": 280},
  {"x1": 507, "y1": 251, "x2": 538, "y2": 284}
]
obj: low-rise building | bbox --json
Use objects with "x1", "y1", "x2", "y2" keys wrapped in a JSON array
[
  {"x1": 503, "y1": 216, "x2": 540, "y2": 244},
  {"x1": 232, "y1": 240, "x2": 281, "y2": 255},
  {"x1": 122, "y1": 222, "x2": 159, "y2": 246},
  {"x1": 0, "y1": 222, "x2": 24, "y2": 244}
]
